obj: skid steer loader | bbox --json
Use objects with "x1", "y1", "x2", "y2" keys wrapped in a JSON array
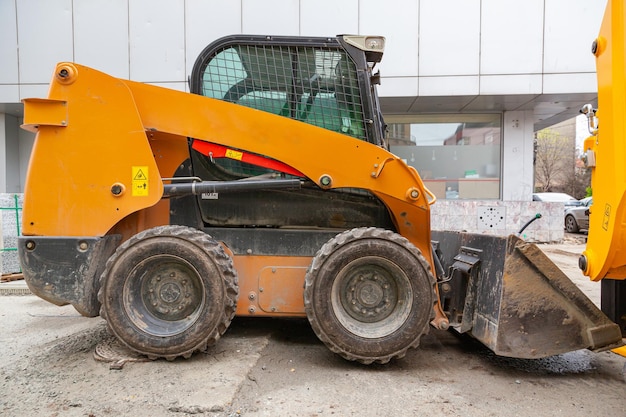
[{"x1": 18, "y1": 31, "x2": 623, "y2": 364}]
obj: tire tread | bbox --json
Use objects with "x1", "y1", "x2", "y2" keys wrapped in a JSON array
[
  {"x1": 98, "y1": 225, "x2": 238, "y2": 359},
  {"x1": 304, "y1": 227, "x2": 436, "y2": 364}
]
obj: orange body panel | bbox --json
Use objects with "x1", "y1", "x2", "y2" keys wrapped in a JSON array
[
  {"x1": 22, "y1": 65, "x2": 164, "y2": 237},
  {"x1": 233, "y1": 255, "x2": 310, "y2": 317}
]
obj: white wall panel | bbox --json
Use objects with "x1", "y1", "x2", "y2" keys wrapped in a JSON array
[
  {"x1": 74, "y1": 0, "x2": 129, "y2": 78},
  {"x1": 129, "y1": 0, "x2": 185, "y2": 82},
  {"x1": 186, "y1": 0, "x2": 242, "y2": 79},
  {"x1": 377, "y1": 77, "x2": 418, "y2": 97},
  {"x1": 480, "y1": 0, "x2": 543, "y2": 75},
  {"x1": 300, "y1": 0, "x2": 358, "y2": 37},
  {"x1": 544, "y1": 0, "x2": 607, "y2": 73},
  {"x1": 19, "y1": 84, "x2": 48, "y2": 99},
  {"x1": 359, "y1": 0, "x2": 418, "y2": 77},
  {"x1": 17, "y1": 0, "x2": 73, "y2": 84},
  {"x1": 419, "y1": 76, "x2": 479, "y2": 96},
  {"x1": 0, "y1": 86, "x2": 19, "y2": 103},
  {"x1": 543, "y1": 73, "x2": 597, "y2": 94},
  {"x1": 419, "y1": 0, "x2": 480, "y2": 76},
  {"x1": 480, "y1": 74, "x2": 542, "y2": 95},
  {"x1": 0, "y1": 1, "x2": 19, "y2": 84},
  {"x1": 148, "y1": 82, "x2": 187, "y2": 93},
  {"x1": 242, "y1": 0, "x2": 299, "y2": 35}
]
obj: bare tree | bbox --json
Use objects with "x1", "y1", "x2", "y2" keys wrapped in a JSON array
[
  {"x1": 534, "y1": 128, "x2": 576, "y2": 193},
  {"x1": 562, "y1": 156, "x2": 591, "y2": 199}
]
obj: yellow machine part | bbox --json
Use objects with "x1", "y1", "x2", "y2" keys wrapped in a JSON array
[{"x1": 582, "y1": 0, "x2": 626, "y2": 282}]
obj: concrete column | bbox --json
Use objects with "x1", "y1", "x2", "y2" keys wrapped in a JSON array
[
  {"x1": 4, "y1": 115, "x2": 21, "y2": 193},
  {"x1": 502, "y1": 110, "x2": 535, "y2": 201},
  {"x1": 18, "y1": 120, "x2": 34, "y2": 193}
]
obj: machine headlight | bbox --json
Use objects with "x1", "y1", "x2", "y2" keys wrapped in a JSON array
[{"x1": 343, "y1": 35, "x2": 386, "y2": 53}]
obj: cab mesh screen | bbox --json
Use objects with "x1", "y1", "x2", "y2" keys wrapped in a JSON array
[{"x1": 200, "y1": 44, "x2": 367, "y2": 142}]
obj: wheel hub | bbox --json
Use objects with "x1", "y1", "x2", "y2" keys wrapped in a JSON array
[
  {"x1": 143, "y1": 264, "x2": 200, "y2": 322},
  {"x1": 342, "y1": 269, "x2": 398, "y2": 323},
  {"x1": 330, "y1": 255, "x2": 414, "y2": 339},
  {"x1": 160, "y1": 282, "x2": 181, "y2": 303}
]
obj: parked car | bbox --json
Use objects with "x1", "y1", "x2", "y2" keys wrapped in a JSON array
[
  {"x1": 532, "y1": 192, "x2": 582, "y2": 208},
  {"x1": 564, "y1": 197, "x2": 593, "y2": 233}
]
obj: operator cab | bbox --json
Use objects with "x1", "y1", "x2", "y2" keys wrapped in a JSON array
[{"x1": 174, "y1": 35, "x2": 394, "y2": 238}]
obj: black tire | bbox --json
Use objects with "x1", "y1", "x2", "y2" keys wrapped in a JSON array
[
  {"x1": 565, "y1": 214, "x2": 579, "y2": 233},
  {"x1": 304, "y1": 227, "x2": 435, "y2": 364},
  {"x1": 98, "y1": 225, "x2": 238, "y2": 360}
]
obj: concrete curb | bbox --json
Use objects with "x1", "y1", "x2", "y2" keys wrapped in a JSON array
[{"x1": 0, "y1": 280, "x2": 31, "y2": 295}]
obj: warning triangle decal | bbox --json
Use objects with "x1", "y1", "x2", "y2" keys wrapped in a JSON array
[{"x1": 133, "y1": 169, "x2": 147, "y2": 181}]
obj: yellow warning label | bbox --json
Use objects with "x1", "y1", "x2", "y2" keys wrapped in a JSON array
[
  {"x1": 225, "y1": 149, "x2": 243, "y2": 160},
  {"x1": 132, "y1": 166, "x2": 149, "y2": 196}
]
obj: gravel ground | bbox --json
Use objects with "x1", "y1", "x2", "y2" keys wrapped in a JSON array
[{"x1": 0, "y1": 237, "x2": 624, "y2": 417}]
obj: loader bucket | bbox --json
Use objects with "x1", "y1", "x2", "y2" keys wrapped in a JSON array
[{"x1": 432, "y1": 231, "x2": 623, "y2": 359}]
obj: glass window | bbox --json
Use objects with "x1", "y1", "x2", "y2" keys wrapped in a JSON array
[{"x1": 387, "y1": 114, "x2": 501, "y2": 200}]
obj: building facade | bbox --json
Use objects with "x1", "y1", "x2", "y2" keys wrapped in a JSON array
[{"x1": 0, "y1": 0, "x2": 608, "y2": 242}]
